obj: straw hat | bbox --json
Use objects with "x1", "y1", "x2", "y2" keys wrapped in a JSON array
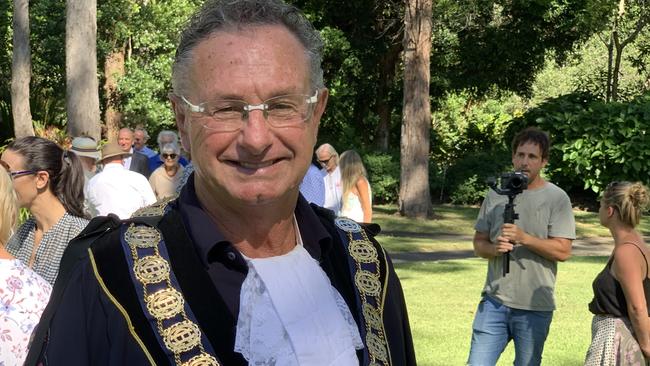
[
  {"x1": 100, "y1": 142, "x2": 131, "y2": 163},
  {"x1": 70, "y1": 136, "x2": 101, "y2": 160}
]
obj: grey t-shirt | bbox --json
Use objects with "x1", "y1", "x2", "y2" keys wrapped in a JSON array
[{"x1": 475, "y1": 182, "x2": 576, "y2": 311}]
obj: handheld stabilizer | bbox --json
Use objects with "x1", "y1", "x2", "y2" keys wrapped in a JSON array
[{"x1": 487, "y1": 172, "x2": 528, "y2": 276}]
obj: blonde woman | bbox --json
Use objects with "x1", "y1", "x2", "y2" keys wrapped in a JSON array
[
  {"x1": 585, "y1": 181, "x2": 650, "y2": 365},
  {"x1": 339, "y1": 150, "x2": 372, "y2": 222},
  {"x1": 0, "y1": 160, "x2": 51, "y2": 366}
]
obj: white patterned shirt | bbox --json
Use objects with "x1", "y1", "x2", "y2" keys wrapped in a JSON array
[
  {"x1": 6, "y1": 213, "x2": 89, "y2": 285},
  {"x1": 0, "y1": 258, "x2": 52, "y2": 365}
]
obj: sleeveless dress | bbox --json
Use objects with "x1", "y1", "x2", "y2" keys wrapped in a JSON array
[{"x1": 340, "y1": 179, "x2": 371, "y2": 222}]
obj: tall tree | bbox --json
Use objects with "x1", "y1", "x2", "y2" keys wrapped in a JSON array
[
  {"x1": 66, "y1": 0, "x2": 101, "y2": 140},
  {"x1": 11, "y1": 0, "x2": 34, "y2": 138},
  {"x1": 603, "y1": 0, "x2": 649, "y2": 101},
  {"x1": 399, "y1": 0, "x2": 432, "y2": 218}
]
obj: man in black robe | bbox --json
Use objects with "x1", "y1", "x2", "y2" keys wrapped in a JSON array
[{"x1": 26, "y1": 1, "x2": 416, "y2": 365}]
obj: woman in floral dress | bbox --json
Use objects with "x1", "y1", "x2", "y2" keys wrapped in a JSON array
[{"x1": 0, "y1": 160, "x2": 51, "y2": 365}]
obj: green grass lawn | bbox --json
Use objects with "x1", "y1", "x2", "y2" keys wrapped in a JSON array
[
  {"x1": 371, "y1": 203, "x2": 642, "y2": 365},
  {"x1": 395, "y1": 256, "x2": 607, "y2": 366},
  {"x1": 373, "y1": 204, "x2": 650, "y2": 254}
]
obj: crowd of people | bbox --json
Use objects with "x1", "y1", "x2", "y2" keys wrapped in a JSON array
[{"x1": 0, "y1": 0, "x2": 649, "y2": 365}]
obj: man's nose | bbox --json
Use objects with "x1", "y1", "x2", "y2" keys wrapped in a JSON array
[{"x1": 238, "y1": 110, "x2": 273, "y2": 155}]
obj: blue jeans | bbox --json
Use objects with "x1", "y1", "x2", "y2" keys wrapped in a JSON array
[{"x1": 466, "y1": 295, "x2": 553, "y2": 366}]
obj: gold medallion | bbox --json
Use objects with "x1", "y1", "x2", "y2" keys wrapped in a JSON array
[
  {"x1": 131, "y1": 195, "x2": 177, "y2": 218},
  {"x1": 146, "y1": 288, "x2": 185, "y2": 320},
  {"x1": 349, "y1": 240, "x2": 378, "y2": 263},
  {"x1": 134, "y1": 255, "x2": 170, "y2": 284},
  {"x1": 363, "y1": 303, "x2": 383, "y2": 330},
  {"x1": 366, "y1": 332, "x2": 389, "y2": 362},
  {"x1": 334, "y1": 217, "x2": 362, "y2": 233},
  {"x1": 355, "y1": 270, "x2": 381, "y2": 296},
  {"x1": 162, "y1": 320, "x2": 201, "y2": 354},
  {"x1": 183, "y1": 352, "x2": 221, "y2": 366},
  {"x1": 125, "y1": 225, "x2": 161, "y2": 249}
]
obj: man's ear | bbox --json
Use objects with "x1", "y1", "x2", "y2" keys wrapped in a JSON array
[{"x1": 170, "y1": 95, "x2": 191, "y2": 153}]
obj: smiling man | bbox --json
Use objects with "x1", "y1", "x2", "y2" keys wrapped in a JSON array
[
  {"x1": 467, "y1": 127, "x2": 576, "y2": 366},
  {"x1": 27, "y1": 1, "x2": 415, "y2": 365}
]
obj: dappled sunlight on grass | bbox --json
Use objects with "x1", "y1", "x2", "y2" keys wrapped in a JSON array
[{"x1": 373, "y1": 204, "x2": 648, "y2": 244}]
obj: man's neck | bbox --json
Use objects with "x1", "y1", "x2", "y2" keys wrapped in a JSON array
[
  {"x1": 526, "y1": 176, "x2": 547, "y2": 190},
  {"x1": 194, "y1": 179, "x2": 298, "y2": 258}
]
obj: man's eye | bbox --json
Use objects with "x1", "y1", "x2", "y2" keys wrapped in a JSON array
[{"x1": 268, "y1": 102, "x2": 296, "y2": 111}]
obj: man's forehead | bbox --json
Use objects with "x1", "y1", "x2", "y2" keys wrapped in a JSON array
[
  {"x1": 515, "y1": 141, "x2": 542, "y2": 155},
  {"x1": 187, "y1": 25, "x2": 310, "y2": 97}
]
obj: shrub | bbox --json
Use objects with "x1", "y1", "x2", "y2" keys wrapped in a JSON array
[
  {"x1": 450, "y1": 175, "x2": 488, "y2": 205},
  {"x1": 363, "y1": 151, "x2": 400, "y2": 204}
]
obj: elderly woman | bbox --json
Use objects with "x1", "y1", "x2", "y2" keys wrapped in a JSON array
[
  {"x1": 148, "y1": 142, "x2": 185, "y2": 199},
  {"x1": 0, "y1": 160, "x2": 51, "y2": 365},
  {"x1": 1, "y1": 136, "x2": 89, "y2": 285}
]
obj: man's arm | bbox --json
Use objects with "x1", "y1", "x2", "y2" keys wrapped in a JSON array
[
  {"x1": 500, "y1": 223, "x2": 572, "y2": 261},
  {"x1": 473, "y1": 231, "x2": 514, "y2": 259}
]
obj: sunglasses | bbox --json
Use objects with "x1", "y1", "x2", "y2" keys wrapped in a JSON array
[
  {"x1": 318, "y1": 157, "x2": 332, "y2": 165},
  {"x1": 0, "y1": 160, "x2": 36, "y2": 179},
  {"x1": 162, "y1": 153, "x2": 178, "y2": 160}
]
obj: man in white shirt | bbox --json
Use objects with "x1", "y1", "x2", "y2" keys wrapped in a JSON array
[
  {"x1": 86, "y1": 142, "x2": 156, "y2": 219},
  {"x1": 316, "y1": 143, "x2": 342, "y2": 214}
]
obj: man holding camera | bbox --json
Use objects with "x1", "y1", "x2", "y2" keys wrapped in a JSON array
[{"x1": 467, "y1": 127, "x2": 576, "y2": 366}]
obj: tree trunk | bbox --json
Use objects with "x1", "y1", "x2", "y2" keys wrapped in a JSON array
[
  {"x1": 11, "y1": 0, "x2": 34, "y2": 138},
  {"x1": 399, "y1": 0, "x2": 433, "y2": 218},
  {"x1": 104, "y1": 49, "x2": 125, "y2": 142},
  {"x1": 66, "y1": 0, "x2": 101, "y2": 140},
  {"x1": 605, "y1": 33, "x2": 614, "y2": 102},
  {"x1": 375, "y1": 43, "x2": 403, "y2": 152}
]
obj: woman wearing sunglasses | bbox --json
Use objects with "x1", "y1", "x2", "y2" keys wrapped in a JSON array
[
  {"x1": 585, "y1": 181, "x2": 650, "y2": 365},
  {"x1": 0, "y1": 136, "x2": 89, "y2": 285},
  {"x1": 148, "y1": 142, "x2": 185, "y2": 199},
  {"x1": 0, "y1": 160, "x2": 51, "y2": 365}
]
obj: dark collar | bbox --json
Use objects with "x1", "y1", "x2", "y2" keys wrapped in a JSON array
[{"x1": 177, "y1": 174, "x2": 333, "y2": 267}]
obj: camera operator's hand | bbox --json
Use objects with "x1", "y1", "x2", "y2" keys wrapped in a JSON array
[
  {"x1": 494, "y1": 235, "x2": 515, "y2": 255},
  {"x1": 500, "y1": 223, "x2": 528, "y2": 246}
]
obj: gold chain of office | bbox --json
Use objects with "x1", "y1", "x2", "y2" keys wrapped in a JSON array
[{"x1": 335, "y1": 217, "x2": 391, "y2": 366}]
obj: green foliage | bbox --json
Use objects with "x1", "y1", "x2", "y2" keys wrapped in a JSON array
[
  {"x1": 439, "y1": 0, "x2": 614, "y2": 97},
  {"x1": 449, "y1": 175, "x2": 488, "y2": 205},
  {"x1": 429, "y1": 91, "x2": 518, "y2": 203},
  {"x1": 509, "y1": 92, "x2": 650, "y2": 193},
  {"x1": 112, "y1": 0, "x2": 200, "y2": 134},
  {"x1": 363, "y1": 151, "x2": 400, "y2": 204}
]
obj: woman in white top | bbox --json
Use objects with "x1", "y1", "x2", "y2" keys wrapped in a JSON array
[
  {"x1": 339, "y1": 150, "x2": 372, "y2": 222},
  {"x1": 149, "y1": 142, "x2": 184, "y2": 199},
  {"x1": 0, "y1": 160, "x2": 51, "y2": 366}
]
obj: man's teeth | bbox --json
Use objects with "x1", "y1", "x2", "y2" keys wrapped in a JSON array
[{"x1": 239, "y1": 161, "x2": 274, "y2": 169}]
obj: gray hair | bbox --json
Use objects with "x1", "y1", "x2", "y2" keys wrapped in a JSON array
[
  {"x1": 134, "y1": 127, "x2": 150, "y2": 140},
  {"x1": 171, "y1": 0, "x2": 324, "y2": 97},
  {"x1": 157, "y1": 130, "x2": 180, "y2": 149},
  {"x1": 160, "y1": 142, "x2": 181, "y2": 155},
  {"x1": 316, "y1": 143, "x2": 338, "y2": 159}
]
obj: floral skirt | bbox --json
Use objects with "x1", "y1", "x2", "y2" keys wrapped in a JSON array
[{"x1": 585, "y1": 314, "x2": 649, "y2": 365}]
